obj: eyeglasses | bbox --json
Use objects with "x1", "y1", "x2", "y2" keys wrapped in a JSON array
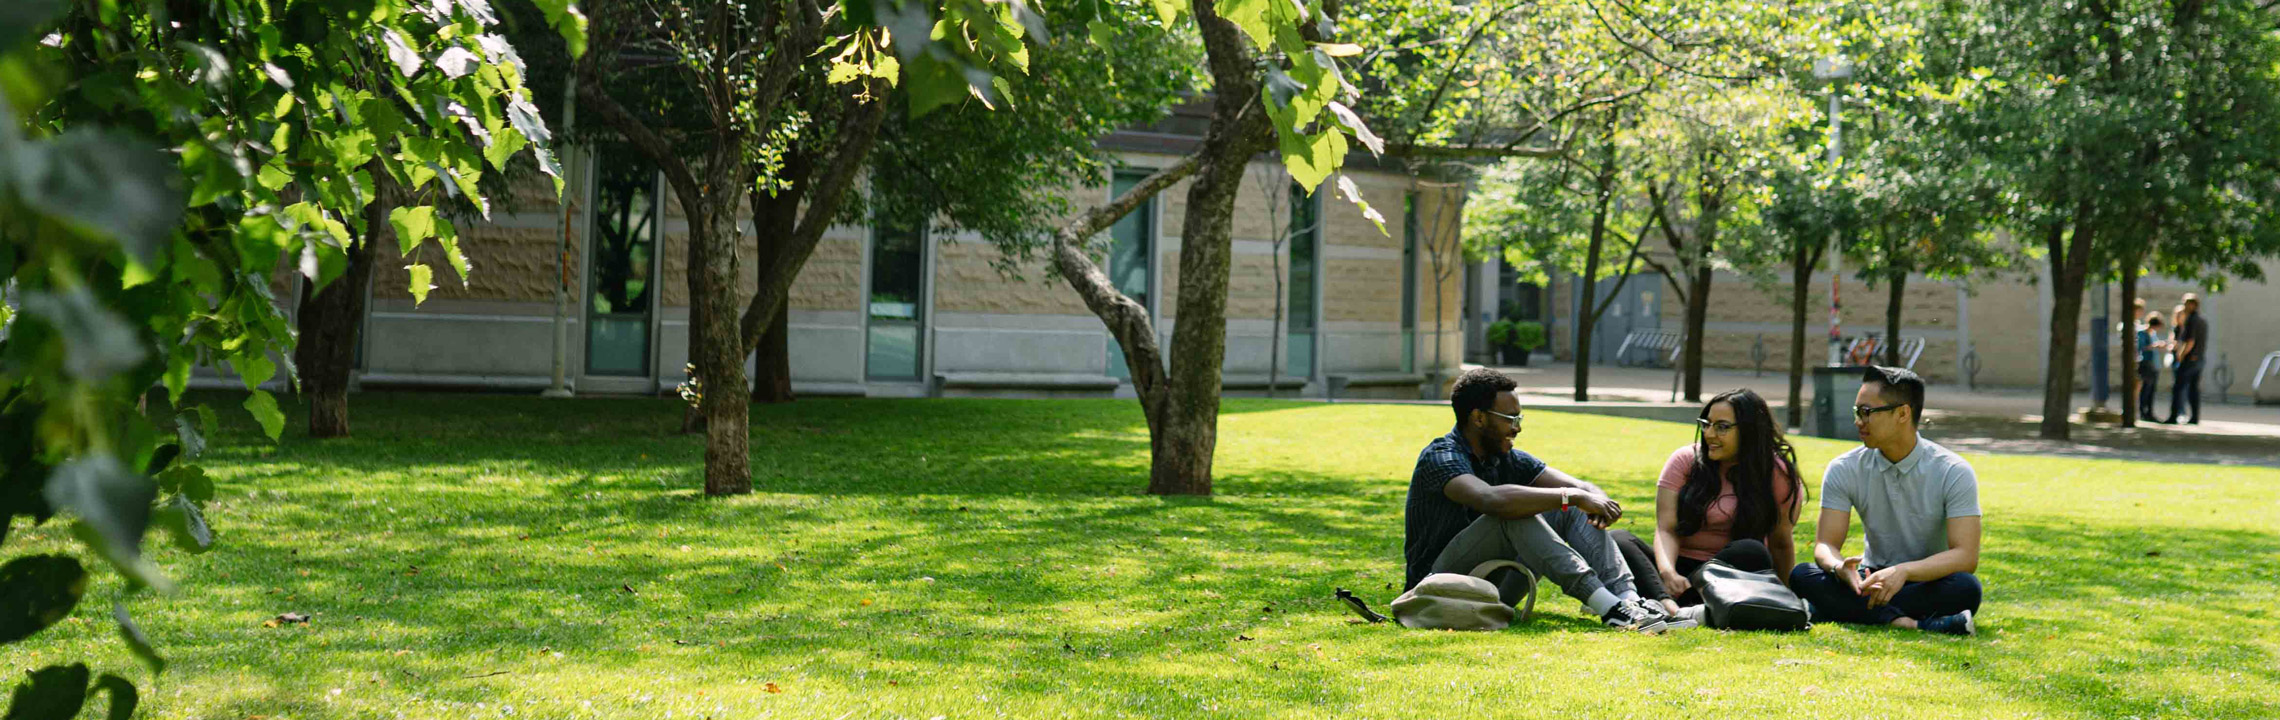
[
  {"x1": 1696, "y1": 418, "x2": 1738, "y2": 434},
  {"x1": 1482, "y1": 408, "x2": 1524, "y2": 431},
  {"x1": 1853, "y1": 403, "x2": 1906, "y2": 421}
]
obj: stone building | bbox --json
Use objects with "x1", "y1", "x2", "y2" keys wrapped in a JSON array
[
  {"x1": 321, "y1": 118, "x2": 1470, "y2": 400},
  {"x1": 1521, "y1": 250, "x2": 2280, "y2": 397}
]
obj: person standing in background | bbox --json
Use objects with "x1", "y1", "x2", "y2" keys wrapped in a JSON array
[{"x1": 2165, "y1": 294, "x2": 2208, "y2": 425}]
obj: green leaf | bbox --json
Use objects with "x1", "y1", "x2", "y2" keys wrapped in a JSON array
[
  {"x1": 155, "y1": 494, "x2": 213, "y2": 554},
  {"x1": 18, "y1": 289, "x2": 147, "y2": 382},
  {"x1": 119, "y1": 258, "x2": 157, "y2": 289},
  {"x1": 482, "y1": 126, "x2": 525, "y2": 172},
  {"x1": 16, "y1": 130, "x2": 185, "y2": 265},
  {"x1": 0, "y1": 556, "x2": 86, "y2": 645},
  {"x1": 93, "y1": 674, "x2": 135, "y2": 720},
  {"x1": 162, "y1": 352, "x2": 191, "y2": 404},
  {"x1": 405, "y1": 263, "x2": 435, "y2": 305},
  {"x1": 256, "y1": 160, "x2": 291, "y2": 191},
  {"x1": 434, "y1": 46, "x2": 480, "y2": 79},
  {"x1": 906, "y1": 55, "x2": 968, "y2": 117},
  {"x1": 1215, "y1": 0, "x2": 1272, "y2": 47},
  {"x1": 244, "y1": 389, "x2": 284, "y2": 441},
  {"x1": 43, "y1": 455, "x2": 168, "y2": 591},
  {"x1": 827, "y1": 61, "x2": 863, "y2": 85},
  {"x1": 111, "y1": 604, "x2": 164, "y2": 675},
  {"x1": 1281, "y1": 127, "x2": 1345, "y2": 193},
  {"x1": 154, "y1": 466, "x2": 213, "y2": 504},
  {"x1": 194, "y1": 406, "x2": 219, "y2": 448},
  {"x1": 232, "y1": 350, "x2": 275, "y2": 391},
  {"x1": 389, "y1": 206, "x2": 437, "y2": 252},
  {"x1": 173, "y1": 413, "x2": 206, "y2": 460},
  {"x1": 1149, "y1": 0, "x2": 1181, "y2": 25},
  {"x1": 382, "y1": 29, "x2": 422, "y2": 77},
  {"x1": 435, "y1": 220, "x2": 470, "y2": 282},
  {"x1": 1334, "y1": 174, "x2": 1387, "y2": 235},
  {"x1": 1325, "y1": 101, "x2": 1383, "y2": 156},
  {"x1": 3, "y1": 663, "x2": 89, "y2": 720}
]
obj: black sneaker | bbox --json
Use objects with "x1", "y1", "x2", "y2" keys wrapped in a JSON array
[
  {"x1": 1920, "y1": 609, "x2": 1975, "y2": 636},
  {"x1": 1602, "y1": 598, "x2": 1668, "y2": 634}
]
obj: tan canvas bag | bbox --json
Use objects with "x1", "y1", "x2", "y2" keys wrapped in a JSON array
[{"x1": 1388, "y1": 560, "x2": 1536, "y2": 631}]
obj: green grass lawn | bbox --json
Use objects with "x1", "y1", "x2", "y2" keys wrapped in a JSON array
[{"x1": 5, "y1": 393, "x2": 2277, "y2": 719}]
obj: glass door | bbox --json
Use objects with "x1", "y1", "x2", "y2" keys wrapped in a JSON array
[
  {"x1": 1286, "y1": 183, "x2": 1320, "y2": 378},
  {"x1": 867, "y1": 217, "x2": 926, "y2": 380},
  {"x1": 584, "y1": 153, "x2": 658, "y2": 376}
]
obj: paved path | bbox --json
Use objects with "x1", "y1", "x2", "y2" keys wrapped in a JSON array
[{"x1": 1470, "y1": 363, "x2": 2280, "y2": 467}]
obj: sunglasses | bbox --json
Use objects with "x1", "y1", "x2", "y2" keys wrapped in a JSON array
[{"x1": 1481, "y1": 408, "x2": 1524, "y2": 431}]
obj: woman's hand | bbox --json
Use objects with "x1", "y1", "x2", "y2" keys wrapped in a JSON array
[{"x1": 1661, "y1": 570, "x2": 1692, "y2": 599}]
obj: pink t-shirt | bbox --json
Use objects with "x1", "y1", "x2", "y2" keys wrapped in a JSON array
[{"x1": 1655, "y1": 445, "x2": 1799, "y2": 562}]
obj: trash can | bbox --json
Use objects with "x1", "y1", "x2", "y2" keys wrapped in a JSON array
[{"x1": 1810, "y1": 365, "x2": 1877, "y2": 439}]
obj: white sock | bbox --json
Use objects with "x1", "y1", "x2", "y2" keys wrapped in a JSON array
[
  {"x1": 1619, "y1": 590, "x2": 1643, "y2": 604},
  {"x1": 1585, "y1": 588, "x2": 1622, "y2": 617}
]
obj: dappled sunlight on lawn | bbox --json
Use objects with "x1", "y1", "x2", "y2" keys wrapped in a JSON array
[{"x1": 1, "y1": 393, "x2": 2274, "y2": 718}]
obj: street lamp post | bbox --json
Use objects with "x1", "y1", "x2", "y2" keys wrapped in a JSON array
[{"x1": 1814, "y1": 56, "x2": 1852, "y2": 367}]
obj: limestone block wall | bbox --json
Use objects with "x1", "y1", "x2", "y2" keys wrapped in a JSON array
[
  {"x1": 371, "y1": 218, "x2": 575, "y2": 304},
  {"x1": 790, "y1": 238, "x2": 865, "y2": 312},
  {"x1": 934, "y1": 241, "x2": 1091, "y2": 316}
]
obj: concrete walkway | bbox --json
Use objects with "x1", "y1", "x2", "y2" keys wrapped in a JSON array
[{"x1": 1473, "y1": 362, "x2": 2280, "y2": 467}]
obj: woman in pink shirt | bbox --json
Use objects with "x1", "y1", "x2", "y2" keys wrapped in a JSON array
[{"x1": 1612, "y1": 388, "x2": 1804, "y2": 617}]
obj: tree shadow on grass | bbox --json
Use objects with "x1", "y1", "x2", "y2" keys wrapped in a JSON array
[{"x1": 144, "y1": 390, "x2": 2280, "y2": 717}]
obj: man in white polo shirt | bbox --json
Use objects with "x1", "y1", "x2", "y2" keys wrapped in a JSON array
[{"x1": 1790, "y1": 366, "x2": 1982, "y2": 635}]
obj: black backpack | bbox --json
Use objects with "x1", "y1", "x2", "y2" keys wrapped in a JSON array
[{"x1": 1698, "y1": 560, "x2": 1811, "y2": 631}]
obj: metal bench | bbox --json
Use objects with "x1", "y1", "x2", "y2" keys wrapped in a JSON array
[
  {"x1": 1615, "y1": 330, "x2": 1684, "y2": 368},
  {"x1": 2254, "y1": 351, "x2": 2280, "y2": 405},
  {"x1": 1846, "y1": 334, "x2": 1925, "y2": 370},
  {"x1": 933, "y1": 372, "x2": 1120, "y2": 397},
  {"x1": 1326, "y1": 372, "x2": 1427, "y2": 400}
]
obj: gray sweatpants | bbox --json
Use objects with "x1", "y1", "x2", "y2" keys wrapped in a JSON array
[{"x1": 1431, "y1": 509, "x2": 1637, "y2": 603}]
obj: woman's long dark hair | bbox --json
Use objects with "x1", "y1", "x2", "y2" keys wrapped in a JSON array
[{"x1": 1675, "y1": 389, "x2": 1804, "y2": 542}]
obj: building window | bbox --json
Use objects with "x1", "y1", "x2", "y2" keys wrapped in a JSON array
[
  {"x1": 1106, "y1": 171, "x2": 1156, "y2": 380},
  {"x1": 1287, "y1": 183, "x2": 1320, "y2": 378},
  {"x1": 584, "y1": 151, "x2": 658, "y2": 377},
  {"x1": 866, "y1": 215, "x2": 926, "y2": 381}
]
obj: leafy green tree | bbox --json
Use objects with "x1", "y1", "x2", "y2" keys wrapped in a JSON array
[
  {"x1": 1926, "y1": 0, "x2": 2280, "y2": 439},
  {"x1": 0, "y1": 0, "x2": 580, "y2": 713},
  {"x1": 1039, "y1": 0, "x2": 1386, "y2": 495}
]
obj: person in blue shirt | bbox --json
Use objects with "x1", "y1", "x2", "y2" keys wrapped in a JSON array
[{"x1": 2137, "y1": 310, "x2": 2164, "y2": 422}]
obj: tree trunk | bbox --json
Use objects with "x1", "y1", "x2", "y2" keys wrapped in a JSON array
[
  {"x1": 1151, "y1": 110, "x2": 1269, "y2": 496},
  {"x1": 753, "y1": 304, "x2": 793, "y2": 403},
  {"x1": 1681, "y1": 179, "x2": 1720, "y2": 403},
  {"x1": 1786, "y1": 241, "x2": 1814, "y2": 430},
  {"x1": 751, "y1": 188, "x2": 800, "y2": 405},
  {"x1": 1572, "y1": 155, "x2": 1615, "y2": 402},
  {"x1": 2040, "y1": 208, "x2": 2096, "y2": 440},
  {"x1": 1143, "y1": 0, "x2": 1274, "y2": 496},
  {"x1": 1684, "y1": 264, "x2": 1711, "y2": 402},
  {"x1": 1884, "y1": 271, "x2": 1906, "y2": 367},
  {"x1": 690, "y1": 198, "x2": 752, "y2": 495},
  {"x1": 295, "y1": 164, "x2": 392, "y2": 439},
  {"x1": 2119, "y1": 257, "x2": 2139, "y2": 427}
]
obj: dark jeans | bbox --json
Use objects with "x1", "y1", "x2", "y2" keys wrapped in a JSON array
[
  {"x1": 1610, "y1": 529, "x2": 1774, "y2": 607},
  {"x1": 1789, "y1": 562, "x2": 1982, "y2": 626},
  {"x1": 2168, "y1": 360, "x2": 2203, "y2": 422},
  {"x1": 2136, "y1": 366, "x2": 2160, "y2": 418}
]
